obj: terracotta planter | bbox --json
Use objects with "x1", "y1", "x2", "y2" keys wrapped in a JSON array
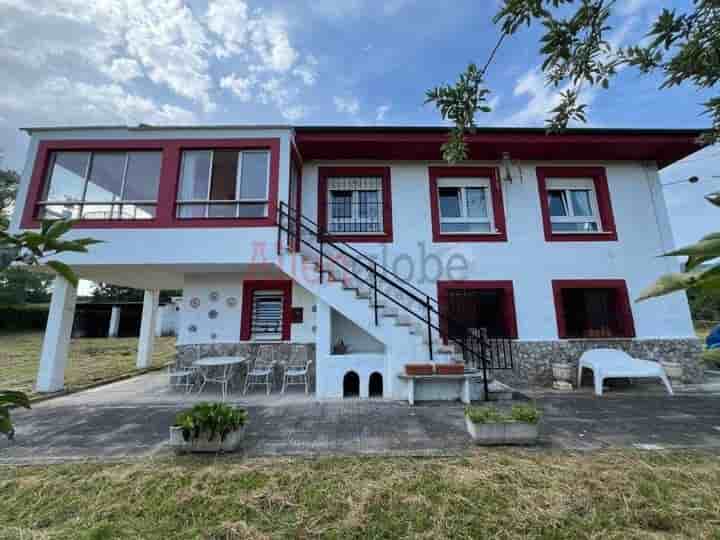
[
  {"x1": 661, "y1": 361, "x2": 683, "y2": 381},
  {"x1": 465, "y1": 416, "x2": 539, "y2": 445},
  {"x1": 552, "y1": 362, "x2": 574, "y2": 383},
  {"x1": 436, "y1": 364, "x2": 465, "y2": 375},
  {"x1": 169, "y1": 426, "x2": 245, "y2": 453},
  {"x1": 405, "y1": 363, "x2": 434, "y2": 376}
]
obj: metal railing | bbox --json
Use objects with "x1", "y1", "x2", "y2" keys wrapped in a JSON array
[{"x1": 277, "y1": 202, "x2": 513, "y2": 400}]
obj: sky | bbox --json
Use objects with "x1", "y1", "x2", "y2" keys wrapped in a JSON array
[{"x1": 0, "y1": 0, "x2": 718, "y2": 249}]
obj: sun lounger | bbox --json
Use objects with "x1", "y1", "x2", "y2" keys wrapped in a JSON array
[{"x1": 577, "y1": 348, "x2": 673, "y2": 396}]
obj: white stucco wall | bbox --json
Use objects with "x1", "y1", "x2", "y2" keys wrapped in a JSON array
[
  {"x1": 302, "y1": 160, "x2": 695, "y2": 341},
  {"x1": 331, "y1": 308, "x2": 385, "y2": 353}
]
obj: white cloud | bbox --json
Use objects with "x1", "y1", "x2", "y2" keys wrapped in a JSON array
[
  {"x1": 293, "y1": 55, "x2": 319, "y2": 86},
  {"x1": 206, "y1": 0, "x2": 249, "y2": 58},
  {"x1": 281, "y1": 105, "x2": 307, "y2": 122},
  {"x1": 619, "y1": 0, "x2": 655, "y2": 16},
  {"x1": 103, "y1": 58, "x2": 143, "y2": 83},
  {"x1": 248, "y1": 13, "x2": 298, "y2": 72},
  {"x1": 334, "y1": 96, "x2": 360, "y2": 116},
  {"x1": 311, "y1": 0, "x2": 414, "y2": 18},
  {"x1": 375, "y1": 105, "x2": 390, "y2": 122},
  {"x1": 220, "y1": 73, "x2": 258, "y2": 102}
]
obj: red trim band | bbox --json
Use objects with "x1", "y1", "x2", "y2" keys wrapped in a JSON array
[
  {"x1": 317, "y1": 166, "x2": 393, "y2": 243},
  {"x1": 240, "y1": 279, "x2": 293, "y2": 341},
  {"x1": 536, "y1": 166, "x2": 618, "y2": 242},
  {"x1": 428, "y1": 166, "x2": 507, "y2": 243}
]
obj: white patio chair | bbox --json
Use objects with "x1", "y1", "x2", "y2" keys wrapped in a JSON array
[
  {"x1": 244, "y1": 345, "x2": 275, "y2": 395},
  {"x1": 578, "y1": 348, "x2": 674, "y2": 396},
  {"x1": 198, "y1": 362, "x2": 236, "y2": 402},
  {"x1": 167, "y1": 363, "x2": 196, "y2": 393},
  {"x1": 282, "y1": 345, "x2": 313, "y2": 394}
]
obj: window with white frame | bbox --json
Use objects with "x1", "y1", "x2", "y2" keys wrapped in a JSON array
[
  {"x1": 327, "y1": 176, "x2": 383, "y2": 234},
  {"x1": 546, "y1": 178, "x2": 601, "y2": 233},
  {"x1": 38, "y1": 151, "x2": 162, "y2": 220},
  {"x1": 176, "y1": 150, "x2": 270, "y2": 218},
  {"x1": 437, "y1": 178, "x2": 494, "y2": 233},
  {"x1": 250, "y1": 290, "x2": 284, "y2": 341}
]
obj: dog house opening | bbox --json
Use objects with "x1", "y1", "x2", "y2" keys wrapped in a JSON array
[
  {"x1": 369, "y1": 372, "x2": 383, "y2": 398},
  {"x1": 343, "y1": 371, "x2": 360, "y2": 398}
]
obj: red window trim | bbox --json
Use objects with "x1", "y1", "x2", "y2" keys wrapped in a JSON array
[
  {"x1": 240, "y1": 279, "x2": 293, "y2": 341},
  {"x1": 536, "y1": 166, "x2": 617, "y2": 242},
  {"x1": 317, "y1": 166, "x2": 393, "y2": 243},
  {"x1": 428, "y1": 167, "x2": 507, "y2": 243},
  {"x1": 21, "y1": 138, "x2": 281, "y2": 229},
  {"x1": 437, "y1": 280, "x2": 519, "y2": 341},
  {"x1": 551, "y1": 279, "x2": 635, "y2": 339}
]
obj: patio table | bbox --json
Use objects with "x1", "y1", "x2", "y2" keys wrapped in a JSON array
[{"x1": 193, "y1": 356, "x2": 246, "y2": 401}]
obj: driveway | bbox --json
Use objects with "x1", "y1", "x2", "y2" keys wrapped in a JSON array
[{"x1": 2, "y1": 373, "x2": 720, "y2": 463}]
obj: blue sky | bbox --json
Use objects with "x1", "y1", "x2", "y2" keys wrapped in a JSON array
[{"x1": 0, "y1": 0, "x2": 717, "y2": 248}]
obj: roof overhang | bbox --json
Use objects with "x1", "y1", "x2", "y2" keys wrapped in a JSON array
[{"x1": 294, "y1": 127, "x2": 707, "y2": 169}]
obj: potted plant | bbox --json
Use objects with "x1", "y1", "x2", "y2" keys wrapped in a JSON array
[
  {"x1": 465, "y1": 403, "x2": 541, "y2": 445},
  {"x1": 551, "y1": 360, "x2": 575, "y2": 389},
  {"x1": 169, "y1": 402, "x2": 248, "y2": 453}
]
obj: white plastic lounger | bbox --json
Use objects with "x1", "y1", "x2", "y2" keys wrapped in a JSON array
[{"x1": 577, "y1": 348, "x2": 674, "y2": 396}]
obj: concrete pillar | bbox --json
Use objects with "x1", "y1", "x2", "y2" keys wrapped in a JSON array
[
  {"x1": 108, "y1": 305, "x2": 121, "y2": 337},
  {"x1": 314, "y1": 300, "x2": 331, "y2": 398},
  {"x1": 155, "y1": 305, "x2": 165, "y2": 338},
  {"x1": 137, "y1": 289, "x2": 159, "y2": 369},
  {"x1": 36, "y1": 276, "x2": 77, "y2": 393}
]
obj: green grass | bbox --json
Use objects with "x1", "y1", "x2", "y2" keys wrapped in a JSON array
[
  {"x1": 1, "y1": 451, "x2": 719, "y2": 539},
  {"x1": 0, "y1": 331, "x2": 176, "y2": 397}
]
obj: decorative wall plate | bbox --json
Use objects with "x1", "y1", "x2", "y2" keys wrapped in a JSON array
[
  {"x1": 209, "y1": 291, "x2": 220, "y2": 302},
  {"x1": 188, "y1": 324, "x2": 197, "y2": 333},
  {"x1": 189, "y1": 297, "x2": 201, "y2": 309},
  {"x1": 210, "y1": 332, "x2": 218, "y2": 340},
  {"x1": 226, "y1": 296, "x2": 238, "y2": 308},
  {"x1": 208, "y1": 309, "x2": 219, "y2": 320}
]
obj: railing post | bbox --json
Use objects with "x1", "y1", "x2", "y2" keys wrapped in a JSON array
[
  {"x1": 373, "y1": 262, "x2": 378, "y2": 326},
  {"x1": 319, "y1": 228, "x2": 324, "y2": 285},
  {"x1": 277, "y1": 202, "x2": 282, "y2": 256},
  {"x1": 480, "y1": 328, "x2": 490, "y2": 401},
  {"x1": 426, "y1": 296, "x2": 433, "y2": 362}
]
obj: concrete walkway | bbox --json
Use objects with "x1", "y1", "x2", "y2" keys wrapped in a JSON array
[{"x1": 2, "y1": 373, "x2": 720, "y2": 463}]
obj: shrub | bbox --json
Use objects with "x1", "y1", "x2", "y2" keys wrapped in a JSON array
[
  {"x1": 465, "y1": 403, "x2": 541, "y2": 424},
  {"x1": 0, "y1": 304, "x2": 49, "y2": 331},
  {"x1": 174, "y1": 402, "x2": 248, "y2": 443}
]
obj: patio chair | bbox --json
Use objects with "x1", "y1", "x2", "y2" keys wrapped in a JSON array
[
  {"x1": 282, "y1": 345, "x2": 313, "y2": 394},
  {"x1": 167, "y1": 363, "x2": 196, "y2": 393},
  {"x1": 578, "y1": 348, "x2": 674, "y2": 396},
  {"x1": 244, "y1": 345, "x2": 276, "y2": 395}
]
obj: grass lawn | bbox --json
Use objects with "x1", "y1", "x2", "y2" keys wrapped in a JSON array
[
  {"x1": 0, "y1": 451, "x2": 719, "y2": 539},
  {"x1": 0, "y1": 332, "x2": 176, "y2": 397}
]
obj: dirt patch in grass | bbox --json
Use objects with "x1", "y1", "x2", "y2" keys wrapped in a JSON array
[
  {"x1": 0, "y1": 450, "x2": 719, "y2": 539},
  {"x1": 0, "y1": 331, "x2": 175, "y2": 397}
]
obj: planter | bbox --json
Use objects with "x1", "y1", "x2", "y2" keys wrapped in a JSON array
[
  {"x1": 552, "y1": 362, "x2": 574, "y2": 383},
  {"x1": 436, "y1": 364, "x2": 465, "y2": 375},
  {"x1": 169, "y1": 426, "x2": 245, "y2": 453},
  {"x1": 405, "y1": 363, "x2": 434, "y2": 376},
  {"x1": 661, "y1": 360, "x2": 684, "y2": 381},
  {"x1": 465, "y1": 416, "x2": 539, "y2": 445}
]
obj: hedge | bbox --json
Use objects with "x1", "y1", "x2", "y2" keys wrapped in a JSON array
[{"x1": 0, "y1": 304, "x2": 49, "y2": 332}]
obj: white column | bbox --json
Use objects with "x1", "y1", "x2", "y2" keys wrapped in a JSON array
[
  {"x1": 155, "y1": 305, "x2": 165, "y2": 337},
  {"x1": 108, "y1": 305, "x2": 121, "y2": 337},
  {"x1": 314, "y1": 300, "x2": 331, "y2": 398},
  {"x1": 36, "y1": 276, "x2": 77, "y2": 393},
  {"x1": 136, "y1": 289, "x2": 160, "y2": 369}
]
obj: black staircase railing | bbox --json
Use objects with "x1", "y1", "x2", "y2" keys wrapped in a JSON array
[{"x1": 277, "y1": 202, "x2": 513, "y2": 400}]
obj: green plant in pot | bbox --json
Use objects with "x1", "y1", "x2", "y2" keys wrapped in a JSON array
[
  {"x1": 464, "y1": 403, "x2": 541, "y2": 445},
  {"x1": 170, "y1": 402, "x2": 248, "y2": 453}
]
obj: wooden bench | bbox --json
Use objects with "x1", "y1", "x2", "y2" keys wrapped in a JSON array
[{"x1": 397, "y1": 372, "x2": 486, "y2": 405}]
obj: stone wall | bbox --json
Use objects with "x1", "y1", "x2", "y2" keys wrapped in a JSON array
[
  {"x1": 176, "y1": 343, "x2": 316, "y2": 393},
  {"x1": 492, "y1": 338, "x2": 704, "y2": 388}
]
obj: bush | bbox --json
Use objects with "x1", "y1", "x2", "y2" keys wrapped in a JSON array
[
  {"x1": 0, "y1": 304, "x2": 49, "y2": 332},
  {"x1": 465, "y1": 403, "x2": 541, "y2": 424},
  {"x1": 174, "y1": 402, "x2": 248, "y2": 442}
]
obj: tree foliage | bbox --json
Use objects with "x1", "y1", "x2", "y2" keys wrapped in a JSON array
[
  {"x1": 428, "y1": 0, "x2": 719, "y2": 160},
  {"x1": 0, "y1": 266, "x2": 53, "y2": 305}
]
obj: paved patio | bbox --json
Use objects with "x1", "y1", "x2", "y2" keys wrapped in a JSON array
[{"x1": 2, "y1": 372, "x2": 720, "y2": 463}]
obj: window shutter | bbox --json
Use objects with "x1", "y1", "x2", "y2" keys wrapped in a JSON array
[{"x1": 251, "y1": 291, "x2": 283, "y2": 340}]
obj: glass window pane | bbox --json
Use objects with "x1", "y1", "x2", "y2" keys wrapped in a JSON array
[
  {"x1": 465, "y1": 187, "x2": 488, "y2": 218},
  {"x1": 85, "y1": 152, "x2": 126, "y2": 202},
  {"x1": 210, "y1": 150, "x2": 238, "y2": 201},
  {"x1": 358, "y1": 190, "x2": 379, "y2": 219},
  {"x1": 440, "y1": 222, "x2": 491, "y2": 233},
  {"x1": 44, "y1": 152, "x2": 89, "y2": 202},
  {"x1": 570, "y1": 189, "x2": 593, "y2": 217},
  {"x1": 40, "y1": 203, "x2": 81, "y2": 220},
  {"x1": 177, "y1": 204, "x2": 207, "y2": 218},
  {"x1": 123, "y1": 152, "x2": 161, "y2": 202},
  {"x1": 81, "y1": 203, "x2": 114, "y2": 220},
  {"x1": 208, "y1": 203, "x2": 236, "y2": 218},
  {"x1": 239, "y1": 151, "x2": 269, "y2": 200},
  {"x1": 330, "y1": 190, "x2": 352, "y2": 218},
  {"x1": 551, "y1": 222, "x2": 599, "y2": 232},
  {"x1": 178, "y1": 151, "x2": 211, "y2": 202},
  {"x1": 438, "y1": 187, "x2": 461, "y2": 218},
  {"x1": 548, "y1": 190, "x2": 568, "y2": 216},
  {"x1": 238, "y1": 203, "x2": 267, "y2": 218}
]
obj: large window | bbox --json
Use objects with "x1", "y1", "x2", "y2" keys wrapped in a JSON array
[
  {"x1": 537, "y1": 167, "x2": 617, "y2": 242},
  {"x1": 429, "y1": 167, "x2": 506, "y2": 242},
  {"x1": 552, "y1": 280, "x2": 635, "y2": 338},
  {"x1": 318, "y1": 167, "x2": 393, "y2": 242},
  {"x1": 176, "y1": 150, "x2": 270, "y2": 218},
  {"x1": 39, "y1": 151, "x2": 161, "y2": 220}
]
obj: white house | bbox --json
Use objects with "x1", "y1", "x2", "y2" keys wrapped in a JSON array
[{"x1": 9, "y1": 124, "x2": 705, "y2": 400}]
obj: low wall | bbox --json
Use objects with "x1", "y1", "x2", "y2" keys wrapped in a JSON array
[
  {"x1": 493, "y1": 338, "x2": 704, "y2": 388},
  {"x1": 176, "y1": 343, "x2": 316, "y2": 392}
]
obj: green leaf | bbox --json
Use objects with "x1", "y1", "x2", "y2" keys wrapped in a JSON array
[
  {"x1": 0, "y1": 390, "x2": 31, "y2": 409},
  {"x1": 637, "y1": 266, "x2": 720, "y2": 301},
  {"x1": 665, "y1": 235, "x2": 720, "y2": 260},
  {"x1": 702, "y1": 348, "x2": 720, "y2": 366},
  {"x1": 45, "y1": 219, "x2": 76, "y2": 240},
  {"x1": 46, "y1": 260, "x2": 79, "y2": 287}
]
